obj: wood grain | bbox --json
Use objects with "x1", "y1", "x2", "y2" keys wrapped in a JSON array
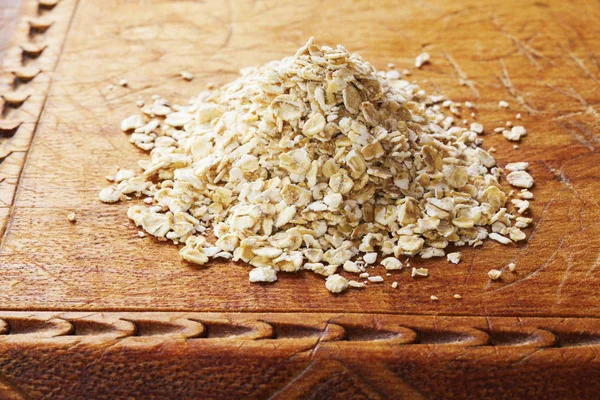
[{"x1": 0, "y1": 0, "x2": 599, "y2": 398}]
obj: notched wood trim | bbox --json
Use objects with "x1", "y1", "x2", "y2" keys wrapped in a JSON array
[
  {"x1": 0, "y1": 312, "x2": 599, "y2": 349},
  {"x1": 0, "y1": 0, "x2": 76, "y2": 232}
]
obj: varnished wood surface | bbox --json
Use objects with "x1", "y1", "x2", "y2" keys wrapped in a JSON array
[
  {"x1": 2, "y1": 0, "x2": 600, "y2": 315},
  {"x1": 0, "y1": 0, "x2": 599, "y2": 398},
  {"x1": 0, "y1": 1, "x2": 21, "y2": 60}
]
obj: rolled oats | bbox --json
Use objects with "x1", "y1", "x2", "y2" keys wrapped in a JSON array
[
  {"x1": 101, "y1": 38, "x2": 535, "y2": 290},
  {"x1": 415, "y1": 52, "x2": 430, "y2": 68},
  {"x1": 381, "y1": 257, "x2": 402, "y2": 270},
  {"x1": 326, "y1": 274, "x2": 349, "y2": 293},
  {"x1": 447, "y1": 252, "x2": 461, "y2": 264},
  {"x1": 507, "y1": 171, "x2": 534, "y2": 188},
  {"x1": 488, "y1": 269, "x2": 502, "y2": 280}
]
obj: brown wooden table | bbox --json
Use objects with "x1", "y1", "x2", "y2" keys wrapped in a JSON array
[{"x1": 0, "y1": 0, "x2": 599, "y2": 398}]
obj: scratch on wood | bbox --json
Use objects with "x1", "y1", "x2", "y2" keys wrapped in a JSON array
[
  {"x1": 498, "y1": 58, "x2": 540, "y2": 114},
  {"x1": 443, "y1": 52, "x2": 479, "y2": 98},
  {"x1": 567, "y1": 51, "x2": 598, "y2": 82},
  {"x1": 552, "y1": 15, "x2": 600, "y2": 71},
  {"x1": 492, "y1": 13, "x2": 549, "y2": 71},
  {"x1": 588, "y1": 252, "x2": 600, "y2": 277},
  {"x1": 546, "y1": 84, "x2": 600, "y2": 123},
  {"x1": 567, "y1": 87, "x2": 600, "y2": 123},
  {"x1": 554, "y1": 121, "x2": 595, "y2": 152},
  {"x1": 557, "y1": 254, "x2": 574, "y2": 304}
]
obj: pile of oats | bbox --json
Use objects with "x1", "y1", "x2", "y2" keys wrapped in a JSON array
[{"x1": 100, "y1": 38, "x2": 534, "y2": 293}]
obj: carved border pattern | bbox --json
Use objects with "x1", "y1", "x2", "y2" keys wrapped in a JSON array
[
  {"x1": 0, "y1": 312, "x2": 598, "y2": 399},
  {"x1": 1, "y1": 312, "x2": 599, "y2": 348},
  {"x1": 0, "y1": 0, "x2": 72, "y2": 235}
]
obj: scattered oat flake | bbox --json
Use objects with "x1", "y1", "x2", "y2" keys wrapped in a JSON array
[
  {"x1": 508, "y1": 262, "x2": 516, "y2": 272},
  {"x1": 453, "y1": 294, "x2": 462, "y2": 299},
  {"x1": 499, "y1": 100, "x2": 509, "y2": 108},
  {"x1": 470, "y1": 123, "x2": 484, "y2": 134},
  {"x1": 119, "y1": 79, "x2": 128, "y2": 87},
  {"x1": 503, "y1": 125, "x2": 526, "y2": 142},
  {"x1": 447, "y1": 252, "x2": 461, "y2": 264},
  {"x1": 507, "y1": 170, "x2": 534, "y2": 188},
  {"x1": 488, "y1": 269, "x2": 502, "y2": 280},
  {"x1": 511, "y1": 199, "x2": 530, "y2": 214},
  {"x1": 411, "y1": 267, "x2": 429, "y2": 278},
  {"x1": 138, "y1": 231, "x2": 146, "y2": 238},
  {"x1": 489, "y1": 232, "x2": 512, "y2": 245},
  {"x1": 325, "y1": 274, "x2": 349, "y2": 293},
  {"x1": 505, "y1": 162, "x2": 528, "y2": 172},
  {"x1": 518, "y1": 190, "x2": 533, "y2": 200},
  {"x1": 363, "y1": 252, "x2": 377, "y2": 264},
  {"x1": 381, "y1": 257, "x2": 402, "y2": 270},
  {"x1": 516, "y1": 113, "x2": 522, "y2": 119},
  {"x1": 415, "y1": 52, "x2": 430, "y2": 68},
  {"x1": 430, "y1": 295, "x2": 439, "y2": 301},
  {"x1": 368, "y1": 276, "x2": 384, "y2": 283},
  {"x1": 348, "y1": 280, "x2": 366, "y2": 288},
  {"x1": 67, "y1": 212, "x2": 76, "y2": 223},
  {"x1": 249, "y1": 266, "x2": 278, "y2": 283},
  {"x1": 391, "y1": 281, "x2": 398, "y2": 289},
  {"x1": 180, "y1": 71, "x2": 194, "y2": 81}
]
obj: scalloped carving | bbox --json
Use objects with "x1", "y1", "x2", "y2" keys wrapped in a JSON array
[
  {"x1": 342, "y1": 324, "x2": 417, "y2": 344},
  {"x1": 266, "y1": 321, "x2": 328, "y2": 340},
  {"x1": 38, "y1": 0, "x2": 60, "y2": 9},
  {"x1": 321, "y1": 322, "x2": 347, "y2": 342},
  {"x1": 68, "y1": 314, "x2": 135, "y2": 339},
  {"x1": 0, "y1": 313, "x2": 596, "y2": 349},
  {"x1": 4, "y1": 317, "x2": 72, "y2": 337},
  {"x1": 550, "y1": 329, "x2": 600, "y2": 347},
  {"x1": 11, "y1": 66, "x2": 41, "y2": 82},
  {"x1": 0, "y1": 319, "x2": 8, "y2": 335},
  {"x1": 0, "y1": 120, "x2": 22, "y2": 135},
  {"x1": 1, "y1": 92, "x2": 30, "y2": 106},
  {"x1": 28, "y1": 17, "x2": 54, "y2": 32},
  {"x1": 414, "y1": 327, "x2": 490, "y2": 346},
  {"x1": 20, "y1": 42, "x2": 47, "y2": 58},
  {"x1": 126, "y1": 318, "x2": 205, "y2": 338},
  {"x1": 196, "y1": 319, "x2": 274, "y2": 340},
  {"x1": 486, "y1": 328, "x2": 557, "y2": 347},
  {"x1": 0, "y1": 0, "x2": 71, "y2": 237}
]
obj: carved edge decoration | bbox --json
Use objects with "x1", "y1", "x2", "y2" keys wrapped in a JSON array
[
  {"x1": 0, "y1": 312, "x2": 599, "y2": 398},
  {"x1": 0, "y1": 0, "x2": 76, "y2": 236},
  {"x1": 0, "y1": 311, "x2": 598, "y2": 348}
]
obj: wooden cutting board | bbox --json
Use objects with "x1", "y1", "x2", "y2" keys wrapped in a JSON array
[{"x1": 1, "y1": 0, "x2": 599, "y2": 398}]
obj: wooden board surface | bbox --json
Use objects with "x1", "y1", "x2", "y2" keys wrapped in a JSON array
[{"x1": 0, "y1": 0, "x2": 600, "y2": 398}]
